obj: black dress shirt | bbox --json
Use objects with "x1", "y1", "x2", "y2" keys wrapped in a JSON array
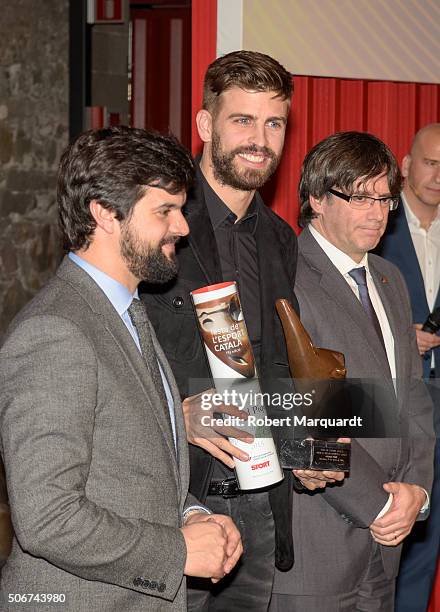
[{"x1": 200, "y1": 170, "x2": 262, "y2": 360}]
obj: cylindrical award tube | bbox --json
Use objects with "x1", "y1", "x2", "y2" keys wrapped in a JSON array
[{"x1": 191, "y1": 281, "x2": 284, "y2": 490}]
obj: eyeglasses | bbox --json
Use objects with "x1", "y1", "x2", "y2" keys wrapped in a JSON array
[{"x1": 328, "y1": 188, "x2": 399, "y2": 211}]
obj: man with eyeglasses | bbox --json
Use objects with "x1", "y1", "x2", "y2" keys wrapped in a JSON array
[
  {"x1": 376, "y1": 123, "x2": 440, "y2": 612},
  {"x1": 270, "y1": 131, "x2": 434, "y2": 612}
]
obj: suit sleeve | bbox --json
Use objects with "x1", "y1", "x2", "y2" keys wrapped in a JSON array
[
  {"x1": 0, "y1": 315, "x2": 187, "y2": 601},
  {"x1": 396, "y1": 271, "x2": 435, "y2": 509}
]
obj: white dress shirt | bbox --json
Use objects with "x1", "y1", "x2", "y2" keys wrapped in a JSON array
[{"x1": 401, "y1": 194, "x2": 440, "y2": 313}]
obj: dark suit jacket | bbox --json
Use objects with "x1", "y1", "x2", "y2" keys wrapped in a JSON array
[
  {"x1": 0, "y1": 257, "x2": 195, "y2": 611},
  {"x1": 273, "y1": 227, "x2": 434, "y2": 596},
  {"x1": 141, "y1": 172, "x2": 299, "y2": 570},
  {"x1": 375, "y1": 198, "x2": 440, "y2": 377}
]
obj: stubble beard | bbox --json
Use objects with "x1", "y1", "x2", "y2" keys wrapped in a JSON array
[
  {"x1": 211, "y1": 130, "x2": 280, "y2": 191},
  {"x1": 407, "y1": 181, "x2": 440, "y2": 209},
  {"x1": 120, "y1": 222, "x2": 178, "y2": 284}
]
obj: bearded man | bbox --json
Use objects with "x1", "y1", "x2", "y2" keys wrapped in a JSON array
[
  {"x1": 0, "y1": 126, "x2": 242, "y2": 612},
  {"x1": 141, "y1": 51, "x2": 301, "y2": 611}
]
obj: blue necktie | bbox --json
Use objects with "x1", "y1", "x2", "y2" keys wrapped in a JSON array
[{"x1": 348, "y1": 267, "x2": 387, "y2": 355}]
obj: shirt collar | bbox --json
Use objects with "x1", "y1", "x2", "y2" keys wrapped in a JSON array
[
  {"x1": 68, "y1": 252, "x2": 138, "y2": 316},
  {"x1": 401, "y1": 193, "x2": 422, "y2": 229},
  {"x1": 401, "y1": 192, "x2": 440, "y2": 230},
  {"x1": 198, "y1": 164, "x2": 259, "y2": 232},
  {"x1": 308, "y1": 224, "x2": 369, "y2": 276}
]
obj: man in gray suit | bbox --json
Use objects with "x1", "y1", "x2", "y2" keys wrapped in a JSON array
[
  {"x1": 0, "y1": 126, "x2": 242, "y2": 611},
  {"x1": 270, "y1": 132, "x2": 434, "y2": 611}
]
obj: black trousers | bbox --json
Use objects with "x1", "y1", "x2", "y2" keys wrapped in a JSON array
[{"x1": 187, "y1": 490, "x2": 275, "y2": 612}]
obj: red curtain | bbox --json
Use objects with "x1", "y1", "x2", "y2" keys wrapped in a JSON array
[
  {"x1": 263, "y1": 77, "x2": 440, "y2": 233},
  {"x1": 190, "y1": 9, "x2": 440, "y2": 235},
  {"x1": 131, "y1": 6, "x2": 191, "y2": 147},
  {"x1": 430, "y1": 562, "x2": 440, "y2": 612},
  {"x1": 191, "y1": 0, "x2": 217, "y2": 151}
]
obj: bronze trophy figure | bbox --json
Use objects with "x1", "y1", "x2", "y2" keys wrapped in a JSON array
[{"x1": 276, "y1": 299, "x2": 351, "y2": 471}]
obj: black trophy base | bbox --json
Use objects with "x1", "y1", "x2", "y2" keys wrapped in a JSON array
[{"x1": 280, "y1": 439, "x2": 351, "y2": 472}]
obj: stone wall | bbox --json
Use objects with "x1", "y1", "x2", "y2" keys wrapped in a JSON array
[{"x1": 0, "y1": 1, "x2": 69, "y2": 337}]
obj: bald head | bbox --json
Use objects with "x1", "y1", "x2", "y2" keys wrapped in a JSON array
[
  {"x1": 402, "y1": 123, "x2": 440, "y2": 218},
  {"x1": 409, "y1": 123, "x2": 440, "y2": 156}
]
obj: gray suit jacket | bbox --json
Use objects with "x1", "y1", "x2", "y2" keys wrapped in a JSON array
[
  {"x1": 0, "y1": 257, "x2": 196, "y2": 611},
  {"x1": 274, "y1": 227, "x2": 434, "y2": 596}
]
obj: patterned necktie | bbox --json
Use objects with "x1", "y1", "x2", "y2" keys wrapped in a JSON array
[
  {"x1": 128, "y1": 299, "x2": 170, "y2": 415},
  {"x1": 348, "y1": 267, "x2": 388, "y2": 356}
]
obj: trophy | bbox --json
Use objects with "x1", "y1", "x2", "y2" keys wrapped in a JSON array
[
  {"x1": 276, "y1": 299, "x2": 351, "y2": 471},
  {"x1": 0, "y1": 457, "x2": 13, "y2": 567},
  {"x1": 191, "y1": 282, "x2": 284, "y2": 490}
]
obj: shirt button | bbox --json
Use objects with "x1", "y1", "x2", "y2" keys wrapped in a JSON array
[{"x1": 172, "y1": 296, "x2": 184, "y2": 308}]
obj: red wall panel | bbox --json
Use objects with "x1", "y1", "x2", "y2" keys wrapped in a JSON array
[
  {"x1": 339, "y1": 80, "x2": 368, "y2": 132},
  {"x1": 269, "y1": 77, "x2": 440, "y2": 232},
  {"x1": 131, "y1": 7, "x2": 191, "y2": 146},
  {"x1": 191, "y1": 0, "x2": 216, "y2": 154},
  {"x1": 419, "y1": 85, "x2": 440, "y2": 126},
  {"x1": 190, "y1": 7, "x2": 440, "y2": 237},
  {"x1": 430, "y1": 563, "x2": 440, "y2": 612}
]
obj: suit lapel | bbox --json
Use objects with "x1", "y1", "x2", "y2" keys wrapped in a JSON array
[
  {"x1": 300, "y1": 228, "x2": 393, "y2": 379},
  {"x1": 184, "y1": 177, "x2": 223, "y2": 285},
  {"x1": 384, "y1": 203, "x2": 440, "y2": 376},
  {"x1": 103, "y1": 318, "x2": 180, "y2": 477},
  {"x1": 57, "y1": 257, "x2": 180, "y2": 480},
  {"x1": 368, "y1": 260, "x2": 409, "y2": 406},
  {"x1": 152, "y1": 330, "x2": 189, "y2": 490},
  {"x1": 381, "y1": 202, "x2": 430, "y2": 317},
  {"x1": 397, "y1": 207, "x2": 440, "y2": 310},
  {"x1": 256, "y1": 199, "x2": 295, "y2": 369}
]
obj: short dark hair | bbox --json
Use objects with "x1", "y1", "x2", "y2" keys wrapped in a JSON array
[
  {"x1": 298, "y1": 131, "x2": 402, "y2": 227},
  {"x1": 58, "y1": 126, "x2": 195, "y2": 251},
  {"x1": 202, "y1": 50, "x2": 293, "y2": 115}
]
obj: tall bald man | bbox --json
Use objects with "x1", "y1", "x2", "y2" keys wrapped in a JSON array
[{"x1": 377, "y1": 123, "x2": 440, "y2": 612}]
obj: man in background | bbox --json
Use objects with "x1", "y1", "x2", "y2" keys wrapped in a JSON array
[
  {"x1": 376, "y1": 123, "x2": 440, "y2": 612},
  {"x1": 0, "y1": 126, "x2": 241, "y2": 611},
  {"x1": 271, "y1": 131, "x2": 434, "y2": 611}
]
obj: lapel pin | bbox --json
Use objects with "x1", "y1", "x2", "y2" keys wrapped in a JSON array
[{"x1": 381, "y1": 276, "x2": 388, "y2": 284}]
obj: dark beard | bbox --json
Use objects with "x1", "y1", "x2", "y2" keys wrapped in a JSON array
[
  {"x1": 120, "y1": 224, "x2": 178, "y2": 284},
  {"x1": 211, "y1": 131, "x2": 280, "y2": 190}
]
